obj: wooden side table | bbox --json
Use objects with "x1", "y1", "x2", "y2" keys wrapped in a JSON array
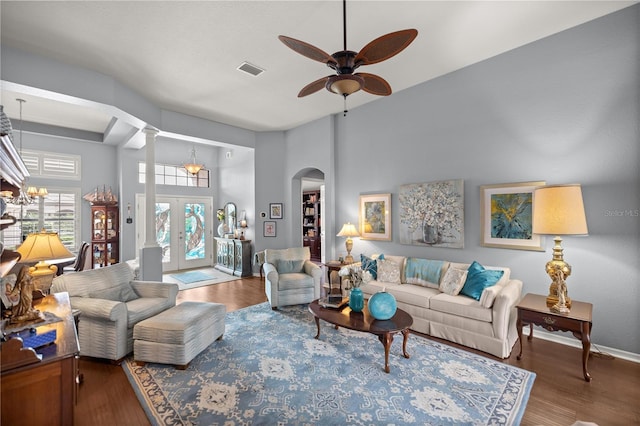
[
  {"x1": 322, "y1": 261, "x2": 345, "y2": 295},
  {"x1": 516, "y1": 293, "x2": 593, "y2": 381}
]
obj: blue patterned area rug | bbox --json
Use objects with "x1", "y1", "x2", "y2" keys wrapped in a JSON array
[{"x1": 122, "y1": 302, "x2": 535, "y2": 425}]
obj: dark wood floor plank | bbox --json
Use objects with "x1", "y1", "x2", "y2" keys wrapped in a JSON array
[{"x1": 74, "y1": 276, "x2": 640, "y2": 426}]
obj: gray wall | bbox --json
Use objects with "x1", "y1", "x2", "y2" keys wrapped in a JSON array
[{"x1": 282, "y1": 6, "x2": 639, "y2": 353}]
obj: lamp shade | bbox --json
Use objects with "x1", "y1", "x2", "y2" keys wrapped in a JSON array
[
  {"x1": 532, "y1": 184, "x2": 588, "y2": 235},
  {"x1": 337, "y1": 222, "x2": 360, "y2": 238},
  {"x1": 17, "y1": 230, "x2": 74, "y2": 261}
]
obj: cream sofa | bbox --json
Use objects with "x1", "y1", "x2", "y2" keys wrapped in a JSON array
[
  {"x1": 352, "y1": 254, "x2": 522, "y2": 359},
  {"x1": 51, "y1": 262, "x2": 178, "y2": 361}
]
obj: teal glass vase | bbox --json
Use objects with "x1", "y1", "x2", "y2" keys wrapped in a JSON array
[{"x1": 349, "y1": 287, "x2": 364, "y2": 313}]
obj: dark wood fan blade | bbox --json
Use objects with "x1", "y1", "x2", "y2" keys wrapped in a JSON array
[
  {"x1": 298, "y1": 76, "x2": 332, "y2": 97},
  {"x1": 357, "y1": 73, "x2": 392, "y2": 96},
  {"x1": 355, "y1": 29, "x2": 418, "y2": 66},
  {"x1": 278, "y1": 35, "x2": 337, "y2": 65}
]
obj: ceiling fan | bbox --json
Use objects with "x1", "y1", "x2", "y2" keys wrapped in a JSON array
[{"x1": 279, "y1": 0, "x2": 418, "y2": 102}]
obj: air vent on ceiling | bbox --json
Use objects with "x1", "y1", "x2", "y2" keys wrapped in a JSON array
[{"x1": 237, "y1": 61, "x2": 265, "y2": 77}]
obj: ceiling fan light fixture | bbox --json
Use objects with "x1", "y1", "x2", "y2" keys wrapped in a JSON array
[{"x1": 327, "y1": 74, "x2": 364, "y2": 96}]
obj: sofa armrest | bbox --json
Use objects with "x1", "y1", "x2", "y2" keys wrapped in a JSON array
[
  {"x1": 69, "y1": 296, "x2": 126, "y2": 322},
  {"x1": 492, "y1": 279, "x2": 523, "y2": 340},
  {"x1": 131, "y1": 280, "x2": 178, "y2": 303}
]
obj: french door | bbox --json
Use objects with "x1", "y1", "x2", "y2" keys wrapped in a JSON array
[{"x1": 136, "y1": 195, "x2": 213, "y2": 272}]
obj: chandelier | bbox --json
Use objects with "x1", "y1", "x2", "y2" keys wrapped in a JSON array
[
  {"x1": 2, "y1": 99, "x2": 47, "y2": 205},
  {"x1": 183, "y1": 145, "x2": 204, "y2": 175}
]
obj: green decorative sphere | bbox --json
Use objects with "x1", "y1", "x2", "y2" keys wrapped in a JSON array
[{"x1": 367, "y1": 290, "x2": 397, "y2": 320}]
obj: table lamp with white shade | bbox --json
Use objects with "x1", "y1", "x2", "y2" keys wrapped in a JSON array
[
  {"x1": 337, "y1": 222, "x2": 360, "y2": 264},
  {"x1": 532, "y1": 184, "x2": 588, "y2": 313},
  {"x1": 16, "y1": 229, "x2": 74, "y2": 294}
]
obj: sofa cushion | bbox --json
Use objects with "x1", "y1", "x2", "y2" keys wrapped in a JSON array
[
  {"x1": 439, "y1": 267, "x2": 468, "y2": 296},
  {"x1": 276, "y1": 259, "x2": 305, "y2": 274},
  {"x1": 361, "y1": 253, "x2": 384, "y2": 279},
  {"x1": 52, "y1": 264, "x2": 139, "y2": 302},
  {"x1": 405, "y1": 258, "x2": 447, "y2": 289},
  {"x1": 363, "y1": 281, "x2": 438, "y2": 309},
  {"x1": 377, "y1": 259, "x2": 401, "y2": 284},
  {"x1": 277, "y1": 273, "x2": 314, "y2": 290},
  {"x1": 430, "y1": 293, "x2": 493, "y2": 323},
  {"x1": 460, "y1": 261, "x2": 504, "y2": 301}
]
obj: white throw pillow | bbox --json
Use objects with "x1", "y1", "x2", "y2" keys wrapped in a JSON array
[
  {"x1": 439, "y1": 267, "x2": 468, "y2": 296},
  {"x1": 377, "y1": 259, "x2": 401, "y2": 284}
]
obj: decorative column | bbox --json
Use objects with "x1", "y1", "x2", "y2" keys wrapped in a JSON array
[{"x1": 139, "y1": 127, "x2": 162, "y2": 281}]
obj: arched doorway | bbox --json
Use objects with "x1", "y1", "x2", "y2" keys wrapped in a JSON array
[{"x1": 293, "y1": 168, "x2": 325, "y2": 262}]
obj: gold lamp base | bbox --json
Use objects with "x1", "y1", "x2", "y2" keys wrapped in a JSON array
[
  {"x1": 344, "y1": 237, "x2": 354, "y2": 264},
  {"x1": 545, "y1": 236, "x2": 572, "y2": 310}
]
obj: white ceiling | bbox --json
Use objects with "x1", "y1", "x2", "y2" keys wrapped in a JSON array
[{"x1": 0, "y1": 1, "x2": 635, "y2": 137}]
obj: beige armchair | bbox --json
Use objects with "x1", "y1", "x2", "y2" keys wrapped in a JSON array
[{"x1": 263, "y1": 247, "x2": 321, "y2": 309}]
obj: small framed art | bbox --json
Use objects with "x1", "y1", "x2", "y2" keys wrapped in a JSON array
[
  {"x1": 480, "y1": 181, "x2": 545, "y2": 251},
  {"x1": 359, "y1": 193, "x2": 392, "y2": 241},
  {"x1": 269, "y1": 203, "x2": 283, "y2": 219},
  {"x1": 263, "y1": 221, "x2": 276, "y2": 237}
]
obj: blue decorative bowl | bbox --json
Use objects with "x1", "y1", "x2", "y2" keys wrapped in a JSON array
[{"x1": 367, "y1": 290, "x2": 397, "y2": 320}]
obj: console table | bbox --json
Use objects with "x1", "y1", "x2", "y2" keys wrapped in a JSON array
[
  {"x1": 516, "y1": 293, "x2": 593, "y2": 381},
  {"x1": 1, "y1": 292, "x2": 80, "y2": 425},
  {"x1": 214, "y1": 237, "x2": 252, "y2": 277}
]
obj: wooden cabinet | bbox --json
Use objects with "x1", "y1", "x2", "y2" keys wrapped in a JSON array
[
  {"x1": 91, "y1": 203, "x2": 119, "y2": 268},
  {"x1": 215, "y1": 237, "x2": 252, "y2": 277},
  {"x1": 302, "y1": 190, "x2": 321, "y2": 261},
  {"x1": 1, "y1": 292, "x2": 80, "y2": 426}
]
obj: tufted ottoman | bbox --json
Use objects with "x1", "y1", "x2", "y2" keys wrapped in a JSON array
[{"x1": 133, "y1": 301, "x2": 226, "y2": 369}]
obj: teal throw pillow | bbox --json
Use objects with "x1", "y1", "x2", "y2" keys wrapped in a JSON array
[
  {"x1": 277, "y1": 259, "x2": 305, "y2": 274},
  {"x1": 460, "y1": 261, "x2": 504, "y2": 301},
  {"x1": 361, "y1": 254, "x2": 384, "y2": 280}
]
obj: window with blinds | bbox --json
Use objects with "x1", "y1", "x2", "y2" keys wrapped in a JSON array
[
  {"x1": 2, "y1": 189, "x2": 81, "y2": 251},
  {"x1": 21, "y1": 149, "x2": 81, "y2": 180}
]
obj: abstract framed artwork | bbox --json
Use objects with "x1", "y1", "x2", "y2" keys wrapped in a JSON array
[
  {"x1": 399, "y1": 179, "x2": 464, "y2": 248},
  {"x1": 269, "y1": 203, "x2": 283, "y2": 219},
  {"x1": 263, "y1": 221, "x2": 276, "y2": 237},
  {"x1": 359, "y1": 193, "x2": 391, "y2": 241},
  {"x1": 480, "y1": 181, "x2": 545, "y2": 251}
]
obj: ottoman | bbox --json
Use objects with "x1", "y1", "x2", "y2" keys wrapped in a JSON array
[{"x1": 133, "y1": 301, "x2": 226, "y2": 369}]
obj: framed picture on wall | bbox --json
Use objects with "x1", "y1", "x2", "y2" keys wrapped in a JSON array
[
  {"x1": 269, "y1": 203, "x2": 283, "y2": 219},
  {"x1": 480, "y1": 181, "x2": 546, "y2": 251},
  {"x1": 263, "y1": 221, "x2": 276, "y2": 237},
  {"x1": 359, "y1": 193, "x2": 392, "y2": 241}
]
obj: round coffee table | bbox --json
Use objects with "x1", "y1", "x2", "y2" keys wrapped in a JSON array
[{"x1": 308, "y1": 299, "x2": 413, "y2": 373}]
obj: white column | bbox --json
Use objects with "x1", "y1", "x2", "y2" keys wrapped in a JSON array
[
  {"x1": 143, "y1": 127, "x2": 159, "y2": 247},
  {"x1": 139, "y1": 127, "x2": 162, "y2": 281}
]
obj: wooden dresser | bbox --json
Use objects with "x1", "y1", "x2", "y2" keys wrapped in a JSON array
[
  {"x1": 214, "y1": 237, "x2": 252, "y2": 277},
  {"x1": 1, "y1": 292, "x2": 80, "y2": 425}
]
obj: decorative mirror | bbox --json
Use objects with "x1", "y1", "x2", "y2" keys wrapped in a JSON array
[{"x1": 224, "y1": 202, "x2": 237, "y2": 235}]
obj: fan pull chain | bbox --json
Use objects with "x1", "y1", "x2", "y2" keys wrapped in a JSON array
[{"x1": 343, "y1": 95, "x2": 348, "y2": 117}]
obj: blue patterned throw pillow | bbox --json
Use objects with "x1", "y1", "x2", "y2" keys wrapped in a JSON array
[
  {"x1": 361, "y1": 254, "x2": 384, "y2": 280},
  {"x1": 460, "y1": 261, "x2": 504, "y2": 301}
]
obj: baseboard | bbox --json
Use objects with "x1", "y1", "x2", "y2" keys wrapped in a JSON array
[{"x1": 523, "y1": 327, "x2": 640, "y2": 364}]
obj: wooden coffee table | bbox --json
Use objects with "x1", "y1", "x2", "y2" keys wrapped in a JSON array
[{"x1": 308, "y1": 299, "x2": 413, "y2": 373}]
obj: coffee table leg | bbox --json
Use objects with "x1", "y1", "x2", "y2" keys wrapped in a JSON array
[
  {"x1": 314, "y1": 317, "x2": 321, "y2": 339},
  {"x1": 378, "y1": 333, "x2": 394, "y2": 373},
  {"x1": 401, "y1": 329, "x2": 411, "y2": 359}
]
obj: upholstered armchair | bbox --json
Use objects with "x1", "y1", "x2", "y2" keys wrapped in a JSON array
[
  {"x1": 51, "y1": 262, "x2": 178, "y2": 362},
  {"x1": 263, "y1": 247, "x2": 322, "y2": 309}
]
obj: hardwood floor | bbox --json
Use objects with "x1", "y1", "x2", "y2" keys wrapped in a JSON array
[{"x1": 75, "y1": 276, "x2": 640, "y2": 425}]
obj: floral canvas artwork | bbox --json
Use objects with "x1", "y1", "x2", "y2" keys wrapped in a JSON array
[{"x1": 399, "y1": 179, "x2": 464, "y2": 248}]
